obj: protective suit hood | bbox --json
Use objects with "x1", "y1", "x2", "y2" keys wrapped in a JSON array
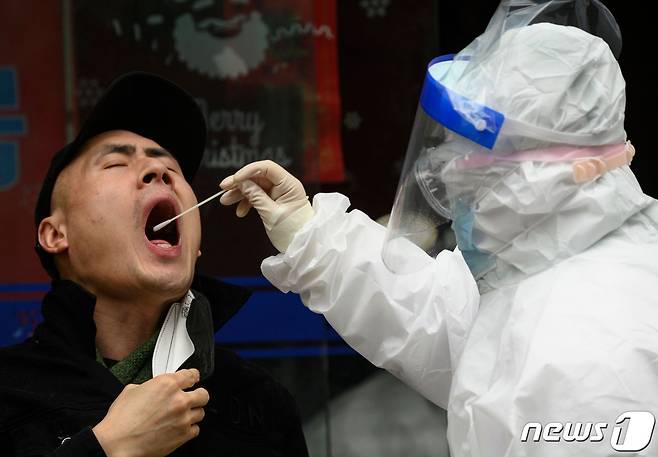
[{"x1": 442, "y1": 22, "x2": 626, "y2": 151}]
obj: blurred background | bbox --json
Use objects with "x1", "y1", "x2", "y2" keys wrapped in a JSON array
[{"x1": 0, "y1": 1, "x2": 651, "y2": 455}]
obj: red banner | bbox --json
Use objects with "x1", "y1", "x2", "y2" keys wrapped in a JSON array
[
  {"x1": 0, "y1": 0, "x2": 66, "y2": 284},
  {"x1": 72, "y1": 0, "x2": 343, "y2": 185}
]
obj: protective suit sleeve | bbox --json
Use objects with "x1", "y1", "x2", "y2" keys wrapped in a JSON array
[{"x1": 261, "y1": 193, "x2": 480, "y2": 409}]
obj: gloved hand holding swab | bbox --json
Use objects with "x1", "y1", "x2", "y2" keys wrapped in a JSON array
[
  {"x1": 154, "y1": 170, "x2": 262, "y2": 232},
  {"x1": 153, "y1": 189, "x2": 228, "y2": 232}
]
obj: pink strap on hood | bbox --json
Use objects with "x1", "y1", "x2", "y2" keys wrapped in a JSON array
[{"x1": 456, "y1": 141, "x2": 635, "y2": 183}]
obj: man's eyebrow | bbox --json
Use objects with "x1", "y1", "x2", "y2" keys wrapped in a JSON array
[
  {"x1": 99, "y1": 144, "x2": 136, "y2": 156},
  {"x1": 97, "y1": 144, "x2": 174, "y2": 159},
  {"x1": 144, "y1": 147, "x2": 174, "y2": 159}
]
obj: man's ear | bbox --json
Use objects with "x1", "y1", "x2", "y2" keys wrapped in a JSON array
[
  {"x1": 197, "y1": 249, "x2": 202, "y2": 258},
  {"x1": 38, "y1": 215, "x2": 69, "y2": 254}
]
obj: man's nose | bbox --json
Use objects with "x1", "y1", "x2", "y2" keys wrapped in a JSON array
[{"x1": 139, "y1": 160, "x2": 173, "y2": 188}]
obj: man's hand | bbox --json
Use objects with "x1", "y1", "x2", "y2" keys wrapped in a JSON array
[
  {"x1": 219, "y1": 160, "x2": 314, "y2": 252},
  {"x1": 92, "y1": 368, "x2": 209, "y2": 457}
]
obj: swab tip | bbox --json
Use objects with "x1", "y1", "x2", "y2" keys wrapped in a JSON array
[{"x1": 153, "y1": 221, "x2": 168, "y2": 232}]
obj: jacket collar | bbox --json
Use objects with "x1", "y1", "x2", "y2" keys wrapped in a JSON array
[{"x1": 35, "y1": 274, "x2": 251, "y2": 356}]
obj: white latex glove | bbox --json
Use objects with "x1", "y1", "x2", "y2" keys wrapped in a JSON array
[{"x1": 219, "y1": 160, "x2": 315, "y2": 252}]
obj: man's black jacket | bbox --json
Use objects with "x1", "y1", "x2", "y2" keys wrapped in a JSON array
[{"x1": 0, "y1": 277, "x2": 309, "y2": 456}]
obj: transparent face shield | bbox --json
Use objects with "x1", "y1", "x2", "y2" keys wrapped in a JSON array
[
  {"x1": 382, "y1": 90, "x2": 634, "y2": 278},
  {"x1": 382, "y1": 50, "x2": 510, "y2": 275},
  {"x1": 382, "y1": 105, "x2": 502, "y2": 275}
]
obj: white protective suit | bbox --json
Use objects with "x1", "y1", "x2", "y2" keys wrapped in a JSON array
[
  {"x1": 217, "y1": 3, "x2": 658, "y2": 455},
  {"x1": 262, "y1": 175, "x2": 658, "y2": 456},
  {"x1": 254, "y1": 16, "x2": 658, "y2": 457}
]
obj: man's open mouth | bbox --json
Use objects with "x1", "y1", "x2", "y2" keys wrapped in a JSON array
[{"x1": 145, "y1": 200, "x2": 180, "y2": 248}]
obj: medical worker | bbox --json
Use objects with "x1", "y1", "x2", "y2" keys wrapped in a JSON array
[{"x1": 221, "y1": 1, "x2": 658, "y2": 455}]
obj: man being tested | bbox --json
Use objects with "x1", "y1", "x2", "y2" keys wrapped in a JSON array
[{"x1": 0, "y1": 72, "x2": 307, "y2": 457}]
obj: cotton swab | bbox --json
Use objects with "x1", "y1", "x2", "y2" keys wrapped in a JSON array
[
  {"x1": 154, "y1": 170, "x2": 261, "y2": 232},
  {"x1": 153, "y1": 189, "x2": 228, "y2": 232}
]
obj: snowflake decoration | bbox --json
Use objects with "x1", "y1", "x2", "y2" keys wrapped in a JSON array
[
  {"x1": 344, "y1": 111, "x2": 363, "y2": 130},
  {"x1": 77, "y1": 78, "x2": 104, "y2": 109},
  {"x1": 359, "y1": 0, "x2": 391, "y2": 18}
]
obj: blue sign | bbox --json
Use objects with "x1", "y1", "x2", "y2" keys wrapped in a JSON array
[
  {"x1": 0, "y1": 277, "x2": 356, "y2": 359},
  {"x1": 0, "y1": 67, "x2": 24, "y2": 190}
]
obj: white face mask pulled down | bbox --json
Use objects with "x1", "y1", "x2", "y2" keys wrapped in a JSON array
[{"x1": 152, "y1": 290, "x2": 196, "y2": 376}]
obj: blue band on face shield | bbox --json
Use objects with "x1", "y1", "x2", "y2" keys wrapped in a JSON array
[{"x1": 420, "y1": 55, "x2": 505, "y2": 150}]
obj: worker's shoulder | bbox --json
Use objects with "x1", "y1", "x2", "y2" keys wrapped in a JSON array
[
  {"x1": 549, "y1": 229, "x2": 658, "y2": 290},
  {"x1": 518, "y1": 244, "x2": 658, "y2": 373},
  {"x1": 511, "y1": 257, "x2": 658, "y2": 407},
  {"x1": 542, "y1": 249, "x2": 658, "y2": 326}
]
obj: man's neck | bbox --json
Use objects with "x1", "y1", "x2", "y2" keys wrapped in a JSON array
[{"x1": 94, "y1": 295, "x2": 172, "y2": 361}]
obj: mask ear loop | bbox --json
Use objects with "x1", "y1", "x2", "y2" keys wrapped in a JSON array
[{"x1": 572, "y1": 141, "x2": 635, "y2": 183}]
